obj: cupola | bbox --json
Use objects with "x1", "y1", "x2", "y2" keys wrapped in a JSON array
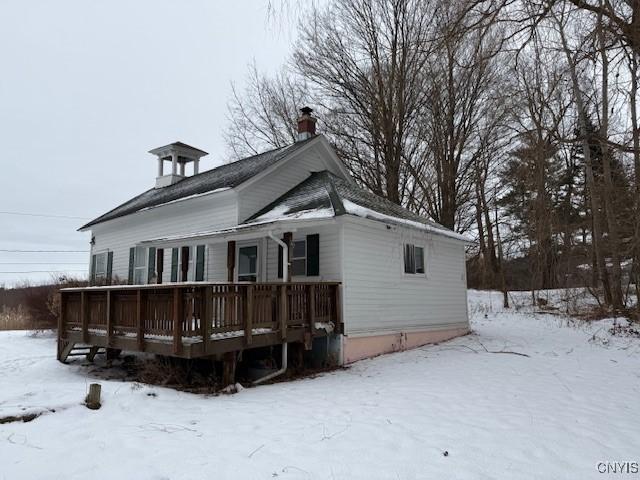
[{"x1": 150, "y1": 142, "x2": 208, "y2": 188}]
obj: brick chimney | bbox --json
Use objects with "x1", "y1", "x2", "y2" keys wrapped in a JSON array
[{"x1": 297, "y1": 106, "x2": 317, "y2": 141}]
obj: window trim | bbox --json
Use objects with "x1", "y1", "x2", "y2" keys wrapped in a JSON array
[
  {"x1": 291, "y1": 239, "x2": 307, "y2": 277},
  {"x1": 237, "y1": 244, "x2": 259, "y2": 282},
  {"x1": 94, "y1": 251, "x2": 108, "y2": 280},
  {"x1": 133, "y1": 246, "x2": 147, "y2": 284},
  {"x1": 403, "y1": 243, "x2": 426, "y2": 276}
]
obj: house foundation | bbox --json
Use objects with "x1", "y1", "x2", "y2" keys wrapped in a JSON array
[{"x1": 342, "y1": 326, "x2": 469, "y2": 364}]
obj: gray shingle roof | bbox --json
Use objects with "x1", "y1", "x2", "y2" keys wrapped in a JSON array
[
  {"x1": 246, "y1": 171, "x2": 461, "y2": 239},
  {"x1": 80, "y1": 139, "x2": 313, "y2": 230}
]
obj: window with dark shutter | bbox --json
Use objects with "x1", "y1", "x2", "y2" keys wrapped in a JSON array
[
  {"x1": 170, "y1": 248, "x2": 179, "y2": 282},
  {"x1": 195, "y1": 245, "x2": 205, "y2": 281}
]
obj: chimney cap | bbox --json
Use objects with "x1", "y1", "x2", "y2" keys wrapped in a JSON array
[{"x1": 300, "y1": 106, "x2": 313, "y2": 115}]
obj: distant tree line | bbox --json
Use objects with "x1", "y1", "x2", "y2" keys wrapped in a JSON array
[{"x1": 225, "y1": 0, "x2": 640, "y2": 313}]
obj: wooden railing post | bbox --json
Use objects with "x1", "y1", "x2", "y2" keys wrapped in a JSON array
[
  {"x1": 202, "y1": 286, "x2": 212, "y2": 353},
  {"x1": 308, "y1": 285, "x2": 316, "y2": 336},
  {"x1": 245, "y1": 285, "x2": 254, "y2": 346},
  {"x1": 58, "y1": 291, "x2": 66, "y2": 342},
  {"x1": 136, "y1": 289, "x2": 145, "y2": 351},
  {"x1": 334, "y1": 285, "x2": 342, "y2": 333},
  {"x1": 81, "y1": 291, "x2": 88, "y2": 343},
  {"x1": 280, "y1": 284, "x2": 288, "y2": 340},
  {"x1": 106, "y1": 290, "x2": 112, "y2": 347},
  {"x1": 173, "y1": 287, "x2": 183, "y2": 355}
]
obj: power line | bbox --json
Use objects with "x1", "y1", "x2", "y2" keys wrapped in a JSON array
[
  {"x1": 0, "y1": 270, "x2": 87, "y2": 274},
  {"x1": 0, "y1": 249, "x2": 88, "y2": 253},
  {"x1": 0, "y1": 262, "x2": 87, "y2": 265},
  {"x1": 0, "y1": 211, "x2": 90, "y2": 220}
]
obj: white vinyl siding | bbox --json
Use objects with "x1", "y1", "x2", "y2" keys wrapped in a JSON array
[
  {"x1": 341, "y1": 217, "x2": 468, "y2": 336},
  {"x1": 89, "y1": 191, "x2": 237, "y2": 284},
  {"x1": 236, "y1": 143, "x2": 346, "y2": 222}
]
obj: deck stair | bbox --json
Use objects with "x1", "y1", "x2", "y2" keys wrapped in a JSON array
[{"x1": 57, "y1": 342, "x2": 105, "y2": 363}]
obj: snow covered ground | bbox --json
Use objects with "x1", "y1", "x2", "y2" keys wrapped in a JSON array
[{"x1": 1, "y1": 290, "x2": 639, "y2": 480}]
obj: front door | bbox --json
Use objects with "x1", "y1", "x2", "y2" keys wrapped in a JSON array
[{"x1": 238, "y1": 245, "x2": 258, "y2": 282}]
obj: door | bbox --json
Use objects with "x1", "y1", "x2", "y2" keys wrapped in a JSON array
[{"x1": 238, "y1": 245, "x2": 258, "y2": 282}]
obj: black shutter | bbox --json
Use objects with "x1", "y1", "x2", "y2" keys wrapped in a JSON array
[
  {"x1": 306, "y1": 234, "x2": 320, "y2": 276},
  {"x1": 181, "y1": 246, "x2": 190, "y2": 281},
  {"x1": 106, "y1": 251, "x2": 113, "y2": 285},
  {"x1": 156, "y1": 248, "x2": 164, "y2": 284},
  {"x1": 171, "y1": 248, "x2": 179, "y2": 282},
  {"x1": 90, "y1": 254, "x2": 97, "y2": 285},
  {"x1": 128, "y1": 248, "x2": 135, "y2": 284},
  {"x1": 277, "y1": 244, "x2": 283, "y2": 279},
  {"x1": 147, "y1": 247, "x2": 156, "y2": 284},
  {"x1": 195, "y1": 245, "x2": 205, "y2": 281}
]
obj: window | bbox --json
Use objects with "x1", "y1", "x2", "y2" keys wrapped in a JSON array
[
  {"x1": 134, "y1": 246, "x2": 147, "y2": 284},
  {"x1": 94, "y1": 252, "x2": 107, "y2": 279},
  {"x1": 404, "y1": 244, "x2": 425, "y2": 274},
  {"x1": 238, "y1": 245, "x2": 258, "y2": 282},
  {"x1": 292, "y1": 239, "x2": 306, "y2": 276}
]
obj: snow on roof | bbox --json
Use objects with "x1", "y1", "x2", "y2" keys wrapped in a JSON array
[
  {"x1": 246, "y1": 171, "x2": 470, "y2": 242},
  {"x1": 341, "y1": 200, "x2": 469, "y2": 242}
]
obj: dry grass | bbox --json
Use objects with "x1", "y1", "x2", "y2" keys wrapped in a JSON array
[{"x1": 0, "y1": 305, "x2": 30, "y2": 331}]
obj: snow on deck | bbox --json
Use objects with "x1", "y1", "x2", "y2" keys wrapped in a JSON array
[{"x1": 1, "y1": 290, "x2": 639, "y2": 479}]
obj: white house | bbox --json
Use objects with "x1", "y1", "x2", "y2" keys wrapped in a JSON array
[{"x1": 70, "y1": 108, "x2": 469, "y2": 365}]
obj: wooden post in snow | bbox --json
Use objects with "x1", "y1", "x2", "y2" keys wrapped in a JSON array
[{"x1": 85, "y1": 383, "x2": 101, "y2": 410}]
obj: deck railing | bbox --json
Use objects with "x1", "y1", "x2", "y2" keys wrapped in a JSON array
[{"x1": 58, "y1": 282, "x2": 341, "y2": 356}]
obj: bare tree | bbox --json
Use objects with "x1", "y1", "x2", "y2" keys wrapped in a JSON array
[{"x1": 225, "y1": 63, "x2": 309, "y2": 159}]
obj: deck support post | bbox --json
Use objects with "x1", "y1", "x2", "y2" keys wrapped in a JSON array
[
  {"x1": 222, "y1": 351, "x2": 236, "y2": 386},
  {"x1": 245, "y1": 285, "x2": 254, "y2": 346},
  {"x1": 173, "y1": 288, "x2": 183, "y2": 355}
]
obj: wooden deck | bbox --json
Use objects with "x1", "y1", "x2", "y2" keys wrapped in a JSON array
[{"x1": 57, "y1": 282, "x2": 341, "y2": 362}]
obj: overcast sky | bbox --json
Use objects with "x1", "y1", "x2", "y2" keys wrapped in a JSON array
[{"x1": 0, "y1": 1, "x2": 296, "y2": 286}]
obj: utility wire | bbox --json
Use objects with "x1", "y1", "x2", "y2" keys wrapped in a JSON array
[
  {"x1": 0, "y1": 262, "x2": 87, "y2": 265},
  {"x1": 0, "y1": 211, "x2": 90, "y2": 220},
  {"x1": 0, "y1": 270, "x2": 87, "y2": 274},
  {"x1": 0, "y1": 249, "x2": 88, "y2": 253}
]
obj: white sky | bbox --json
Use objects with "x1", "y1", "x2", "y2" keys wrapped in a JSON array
[{"x1": 0, "y1": 1, "x2": 296, "y2": 286}]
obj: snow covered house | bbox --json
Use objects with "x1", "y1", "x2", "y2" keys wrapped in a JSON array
[{"x1": 58, "y1": 108, "x2": 469, "y2": 370}]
